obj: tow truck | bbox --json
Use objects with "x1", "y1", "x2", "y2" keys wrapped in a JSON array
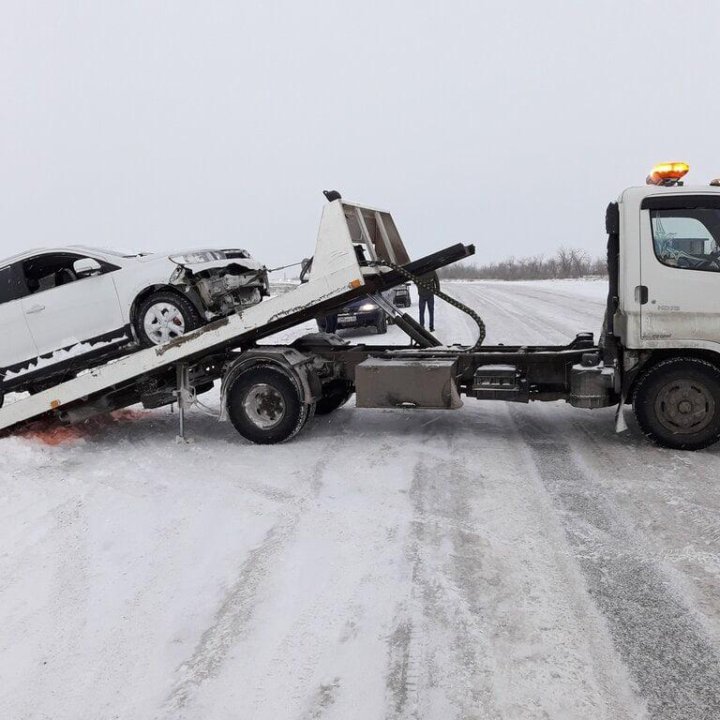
[{"x1": 3, "y1": 163, "x2": 720, "y2": 450}]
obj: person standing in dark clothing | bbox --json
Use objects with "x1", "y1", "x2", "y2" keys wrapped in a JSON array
[
  {"x1": 324, "y1": 312, "x2": 338, "y2": 333},
  {"x1": 416, "y1": 270, "x2": 439, "y2": 331}
]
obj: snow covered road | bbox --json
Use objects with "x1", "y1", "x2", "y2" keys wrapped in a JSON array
[{"x1": 2, "y1": 280, "x2": 720, "y2": 719}]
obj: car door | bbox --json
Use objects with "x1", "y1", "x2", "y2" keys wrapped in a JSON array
[
  {"x1": 20, "y1": 252, "x2": 126, "y2": 359},
  {"x1": 0, "y1": 262, "x2": 38, "y2": 371},
  {"x1": 639, "y1": 195, "x2": 720, "y2": 344}
]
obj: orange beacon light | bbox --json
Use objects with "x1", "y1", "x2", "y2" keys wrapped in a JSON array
[{"x1": 646, "y1": 161, "x2": 690, "y2": 186}]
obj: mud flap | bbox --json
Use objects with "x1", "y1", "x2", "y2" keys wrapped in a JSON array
[{"x1": 614, "y1": 392, "x2": 629, "y2": 433}]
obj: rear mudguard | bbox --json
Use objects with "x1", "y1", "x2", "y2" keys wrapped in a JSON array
[{"x1": 219, "y1": 346, "x2": 322, "y2": 421}]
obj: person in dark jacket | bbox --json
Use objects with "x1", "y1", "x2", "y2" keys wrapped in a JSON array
[
  {"x1": 324, "y1": 312, "x2": 338, "y2": 333},
  {"x1": 416, "y1": 270, "x2": 439, "y2": 331}
]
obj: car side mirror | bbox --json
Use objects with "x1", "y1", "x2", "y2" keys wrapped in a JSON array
[{"x1": 73, "y1": 257, "x2": 102, "y2": 277}]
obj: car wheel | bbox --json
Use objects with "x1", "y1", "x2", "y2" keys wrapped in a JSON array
[
  {"x1": 633, "y1": 357, "x2": 720, "y2": 450},
  {"x1": 226, "y1": 363, "x2": 313, "y2": 444},
  {"x1": 135, "y1": 291, "x2": 202, "y2": 347},
  {"x1": 376, "y1": 312, "x2": 388, "y2": 334}
]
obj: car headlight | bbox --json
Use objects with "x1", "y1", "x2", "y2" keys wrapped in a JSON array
[
  {"x1": 170, "y1": 251, "x2": 224, "y2": 264},
  {"x1": 359, "y1": 303, "x2": 376, "y2": 311}
]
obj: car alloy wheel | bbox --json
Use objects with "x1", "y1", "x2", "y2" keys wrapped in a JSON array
[{"x1": 143, "y1": 302, "x2": 187, "y2": 344}]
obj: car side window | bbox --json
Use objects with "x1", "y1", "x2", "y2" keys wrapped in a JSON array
[
  {"x1": 650, "y1": 208, "x2": 720, "y2": 272},
  {"x1": 0, "y1": 264, "x2": 30, "y2": 303},
  {"x1": 23, "y1": 253, "x2": 95, "y2": 295}
]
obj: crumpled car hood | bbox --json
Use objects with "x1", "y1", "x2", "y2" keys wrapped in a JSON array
[
  {"x1": 135, "y1": 249, "x2": 265, "y2": 273},
  {"x1": 181, "y1": 257, "x2": 265, "y2": 273}
]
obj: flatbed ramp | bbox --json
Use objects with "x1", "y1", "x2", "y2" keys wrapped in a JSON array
[{"x1": 0, "y1": 197, "x2": 473, "y2": 433}]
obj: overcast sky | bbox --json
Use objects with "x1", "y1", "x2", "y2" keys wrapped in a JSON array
[{"x1": 2, "y1": 1, "x2": 719, "y2": 270}]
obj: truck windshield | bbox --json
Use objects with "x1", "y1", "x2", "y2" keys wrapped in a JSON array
[{"x1": 651, "y1": 208, "x2": 720, "y2": 272}]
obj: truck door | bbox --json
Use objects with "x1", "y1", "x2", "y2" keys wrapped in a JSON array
[{"x1": 639, "y1": 195, "x2": 720, "y2": 344}]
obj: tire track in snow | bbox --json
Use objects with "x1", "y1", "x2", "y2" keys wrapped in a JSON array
[
  {"x1": 449, "y1": 280, "x2": 720, "y2": 716},
  {"x1": 408, "y1": 455, "x2": 503, "y2": 719},
  {"x1": 405, "y1": 410, "x2": 645, "y2": 720},
  {"x1": 395, "y1": 412, "x2": 507, "y2": 719},
  {"x1": 510, "y1": 406, "x2": 720, "y2": 719},
  {"x1": 161, "y1": 456, "x2": 329, "y2": 717}
]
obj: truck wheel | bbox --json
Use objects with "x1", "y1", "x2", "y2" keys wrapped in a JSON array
[
  {"x1": 135, "y1": 291, "x2": 202, "y2": 347},
  {"x1": 226, "y1": 363, "x2": 312, "y2": 444},
  {"x1": 376, "y1": 313, "x2": 387, "y2": 334},
  {"x1": 315, "y1": 381, "x2": 353, "y2": 415},
  {"x1": 632, "y1": 357, "x2": 720, "y2": 450}
]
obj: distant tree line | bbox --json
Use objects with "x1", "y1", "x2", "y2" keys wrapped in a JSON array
[{"x1": 438, "y1": 248, "x2": 607, "y2": 281}]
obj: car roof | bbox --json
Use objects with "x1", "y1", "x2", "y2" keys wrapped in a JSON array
[{"x1": 0, "y1": 246, "x2": 116, "y2": 266}]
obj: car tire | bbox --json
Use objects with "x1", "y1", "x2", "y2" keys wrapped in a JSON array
[
  {"x1": 226, "y1": 363, "x2": 313, "y2": 444},
  {"x1": 376, "y1": 312, "x2": 388, "y2": 334},
  {"x1": 135, "y1": 291, "x2": 202, "y2": 347},
  {"x1": 632, "y1": 357, "x2": 720, "y2": 450}
]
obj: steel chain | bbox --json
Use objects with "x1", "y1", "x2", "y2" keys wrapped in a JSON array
[{"x1": 371, "y1": 260, "x2": 486, "y2": 349}]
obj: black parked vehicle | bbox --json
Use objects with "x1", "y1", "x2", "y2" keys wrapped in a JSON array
[
  {"x1": 392, "y1": 283, "x2": 412, "y2": 307},
  {"x1": 317, "y1": 295, "x2": 388, "y2": 334}
]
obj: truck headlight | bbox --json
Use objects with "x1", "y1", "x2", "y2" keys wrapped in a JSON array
[
  {"x1": 359, "y1": 303, "x2": 376, "y2": 311},
  {"x1": 170, "y1": 251, "x2": 224, "y2": 264}
]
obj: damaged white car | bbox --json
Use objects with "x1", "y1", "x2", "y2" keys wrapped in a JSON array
[{"x1": 0, "y1": 246, "x2": 268, "y2": 395}]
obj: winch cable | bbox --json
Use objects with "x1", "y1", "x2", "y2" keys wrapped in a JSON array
[{"x1": 370, "y1": 260, "x2": 486, "y2": 350}]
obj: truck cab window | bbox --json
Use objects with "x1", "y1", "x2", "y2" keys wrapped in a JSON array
[{"x1": 650, "y1": 208, "x2": 720, "y2": 272}]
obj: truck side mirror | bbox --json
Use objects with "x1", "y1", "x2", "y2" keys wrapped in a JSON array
[{"x1": 73, "y1": 257, "x2": 102, "y2": 278}]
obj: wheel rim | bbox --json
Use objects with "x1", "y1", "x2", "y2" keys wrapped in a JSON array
[
  {"x1": 143, "y1": 302, "x2": 186, "y2": 344},
  {"x1": 655, "y1": 379, "x2": 715, "y2": 434},
  {"x1": 243, "y1": 383, "x2": 286, "y2": 429}
]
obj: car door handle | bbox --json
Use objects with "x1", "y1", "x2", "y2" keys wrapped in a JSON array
[{"x1": 26, "y1": 304, "x2": 46, "y2": 314}]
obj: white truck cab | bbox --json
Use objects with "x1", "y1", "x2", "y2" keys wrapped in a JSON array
[
  {"x1": 615, "y1": 183, "x2": 720, "y2": 352},
  {"x1": 600, "y1": 164, "x2": 720, "y2": 449}
]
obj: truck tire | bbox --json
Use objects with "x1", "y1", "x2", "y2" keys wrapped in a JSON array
[
  {"x1": 135, "y1": 291, "x2": 202, "y2": 347},
  {"x1": 632, "y1": 357, "x2": 720, "y2": 450},
  {"x1": 226, "y1": 363, "x2": 313, "y2": 444},
  {"x1": 315, "y1": 381, "x2": 353, "y2": 415}
]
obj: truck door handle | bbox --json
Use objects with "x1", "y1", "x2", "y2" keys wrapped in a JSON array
[
  {"x1": 26, "y1": 304, "x2": 45, "y2": 314},
  {"x1": 635, "y1": 285, "x2": 648, "y2": 305}
]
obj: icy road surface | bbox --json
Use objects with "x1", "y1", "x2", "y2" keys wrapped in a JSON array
[{"x1": 2, "y1": 279, "x2": 720, "y2": 720}]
